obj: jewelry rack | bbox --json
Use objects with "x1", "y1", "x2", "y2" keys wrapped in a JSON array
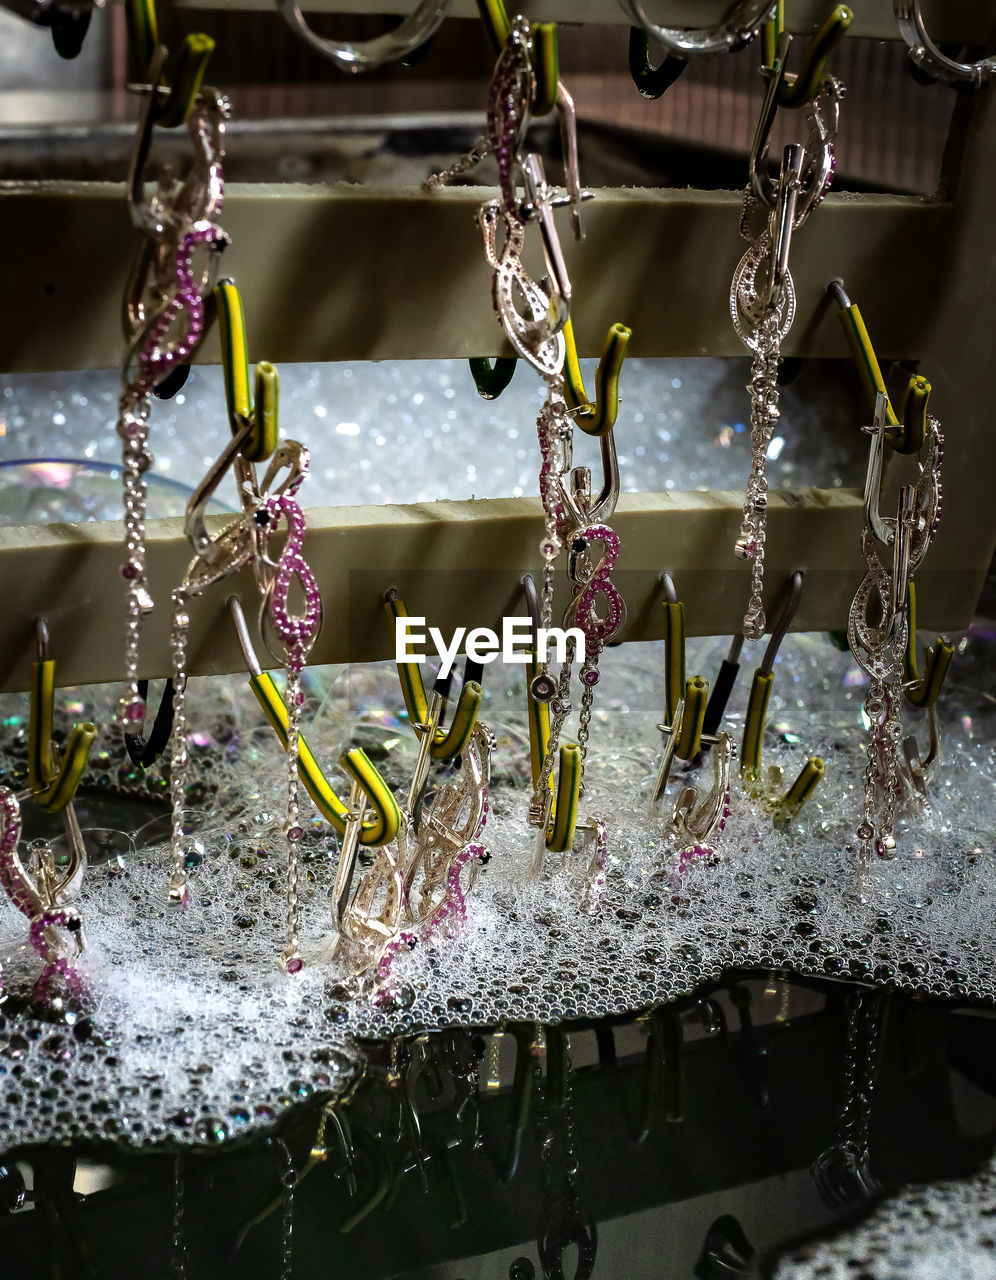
[{"x1": 0, "y1": 1, "x2": 994, "y2": 691}]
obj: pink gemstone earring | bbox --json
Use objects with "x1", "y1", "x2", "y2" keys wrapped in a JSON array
[
  {"x1": 116, "y1": 60, "x2": 230, "y2": 732},
  {"x1": 167, "y1": 430, "x2": 322, "y2": 976},
  {"x1": 0, "y1": 621, "x2": 97, "y2": 1000},
  {"x1": 332, "y1": 710, "x2": 495, "y2": 993},
  {"x1": 0, "y1": 788, "x2": 86, "y2": 1000}
]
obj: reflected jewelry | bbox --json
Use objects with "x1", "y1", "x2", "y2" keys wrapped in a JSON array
[
  {"x1": 117, "y1": 71, "x2": 230, "y2": 732},
  {"x1": 536, "y1": 1033, "x2": 598, "y2": 1280},
  {"x1": 731, "y1": 70, "x2": 842, "y2": 639},
  {"x1": 811, "y1": 991, "x2": 882, "y2": 1209},
  {"x1": 848, "y1": 394, "x2": 942, "y2": 862}
]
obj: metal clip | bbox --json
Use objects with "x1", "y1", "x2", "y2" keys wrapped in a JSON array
[
  {"x1": 768, "y1": 143, "x2": 803, "y2": 306},
  {"x1": 518, "y1": 152, "x2": 574, "y2": 335},
  {"x1": 861, "y1": 391, "x2": 900, "y2": 547}
]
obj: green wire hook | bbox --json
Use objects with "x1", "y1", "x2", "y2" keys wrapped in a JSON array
[
  {"x1": 229, "y1": 597, "x2": 401, "y2": 847},
  {"x1": 527, "y1": 653, "x2": 582, "y2": 853},
  {"x1": 563, "y1": 319, "x2": 633, "y2": 438},
  {"x1": 522, "y1": 576, "x2": 581, "y2": 854},
  {"x1": 468, "y1": 356, "x2": 517, "y2": 400},
  {"x1": 627, "y1": 26, "x2": 687, "y2": 99},
  {"x1": 659, "y1": 574, "x2": 709, "y2": 766}
]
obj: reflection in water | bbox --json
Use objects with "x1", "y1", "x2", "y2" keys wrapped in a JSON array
[{"x1": 1, "y1": 977, "x2": 991, "y2": 1279}]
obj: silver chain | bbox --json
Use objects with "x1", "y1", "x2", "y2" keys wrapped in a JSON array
[
  {"x1": 171, "y1": 1154, "x2": 188, "y2": 1280},
  {"x1": 736, "y1": 308, "x2": 781, "y2": 639},
  {"x1": 275, "y1": 1137, "x2": 296, "y2": 1280},
  {"x1": 167, "y1": 591, "x2": 192, "y2": 905},
  {"x1": 423, "y1": 134, "x2": 491, "y2": 190},
  {"x1": 282, "y1": 670, "x2": 304, "y2": 971},
  {"x1": 838, "y1": 991, "x2": 881, "y2": 1165},
  {"x1": 117, "y1": 395, "x2": 155, "y2": 727}
]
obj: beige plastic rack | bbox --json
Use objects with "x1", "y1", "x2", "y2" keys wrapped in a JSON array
[{"x1": 0, "y1": 1, "x2": 994, "y2": 690}]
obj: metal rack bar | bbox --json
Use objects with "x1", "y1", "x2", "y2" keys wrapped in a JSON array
[
  {"x1": 0, "y1": 486, "x2": 980, "y2": 694},
  {"x1": 154, "y1": 0, "x2": 992, "y2": 43},
  {"x1": 0, "y1": 185, "x2": 958, "y2": 368}
]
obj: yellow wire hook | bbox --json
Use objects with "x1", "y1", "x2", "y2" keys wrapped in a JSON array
[
  {"x1": 563, "y1": 319, "x2": 633, "y2": 438},
  {"x1": 126, "y1": 0, "x2": 215, "y2": 129},
  {"x1": 763, "y1": 4, "x2": 853, "y2": 108},
  {"x1": 526, "y1": 654, "x2": 581, "y2": 854},
  {"x1": 659, "y1": 575, "x2": 709, "y2": 768},
  {"x1": 723, "y1": 573, "x2": 825, "y2": 822},
  {"x1": 520, "y1": 575, "x2": 581, "y2": 854},
  {"x1": 828, "y1": 278, "x2": 930, "y2": 455},
  {"x1": 383, "y1": 591, "x2": 483, "y2": 763},
  {"x1": 28, "y1": 620, "x2": 97, "y2": 815},
  {"x1": 214, "y1": 279, "x2": 279, "y2": 463},
  {"x1": 903, "y1": 581, "x2": 954, "y2": 709},
  {"x1": 229, "y1": 598, "x2": 400, "y2": 847}
]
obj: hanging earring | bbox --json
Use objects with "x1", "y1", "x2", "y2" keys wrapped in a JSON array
[
  {"x1": 428, "y1": 18, "x2": 627, "y2": 890},
  {"x1": 825, "y1": 279, "x2": 953, "y2": 814},
  {"x1": 400, "y1": 718, "x2": 495, "y2": 932},
  {"x1": 848, "y1": 392, "x2": 942, "y2": 863},
  {"x1": 116, "y1": 59, "x2": 230, "y2": 732},
  {"x1": 331, "y1": 596, "x2": 495, "y2": 990},
  {"x1": 0, "y1": 621, "x2": 97, "y2": 997},
  {"x1": 166, "y1": 440, "x2": 322, "y2": 977},
  {"x1": 731, "y1": 37, "x2": 843, "y2": 638}
]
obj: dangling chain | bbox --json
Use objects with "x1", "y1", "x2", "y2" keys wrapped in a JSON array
[
  {"x1": 167, "y1": 588, "x2": 194, "y2": 906},
  {"x1": 117, "y1": 94, "x2": 229, "y2": 730},
  {"x1": 165, "y1": 442, "x2": 320, "y2": 977},
  {"x1": 422, "y1": 13, "x2": 530, "y2": 193},
  {"x1": 251, "y1": 475, "x2": 321, "y2": 973},
  {"x1": 730, "y1": 77, "x2": 842, "y2": 639},
  {"x1": 849, "y1": 417, "x2": 943, "y2": 863},
  {"x1": 811, "y1": 990, "x2": 882, "y2": 1208},
  {"x1": 733, "y1": 303, "x2": 782, "y2": 639},
  {"x1": 422, "y1": 134, "x2": 490, "y2": 190},
  {"x1": 857, "y1": 671, "x2": 903, "y2": 864}
]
